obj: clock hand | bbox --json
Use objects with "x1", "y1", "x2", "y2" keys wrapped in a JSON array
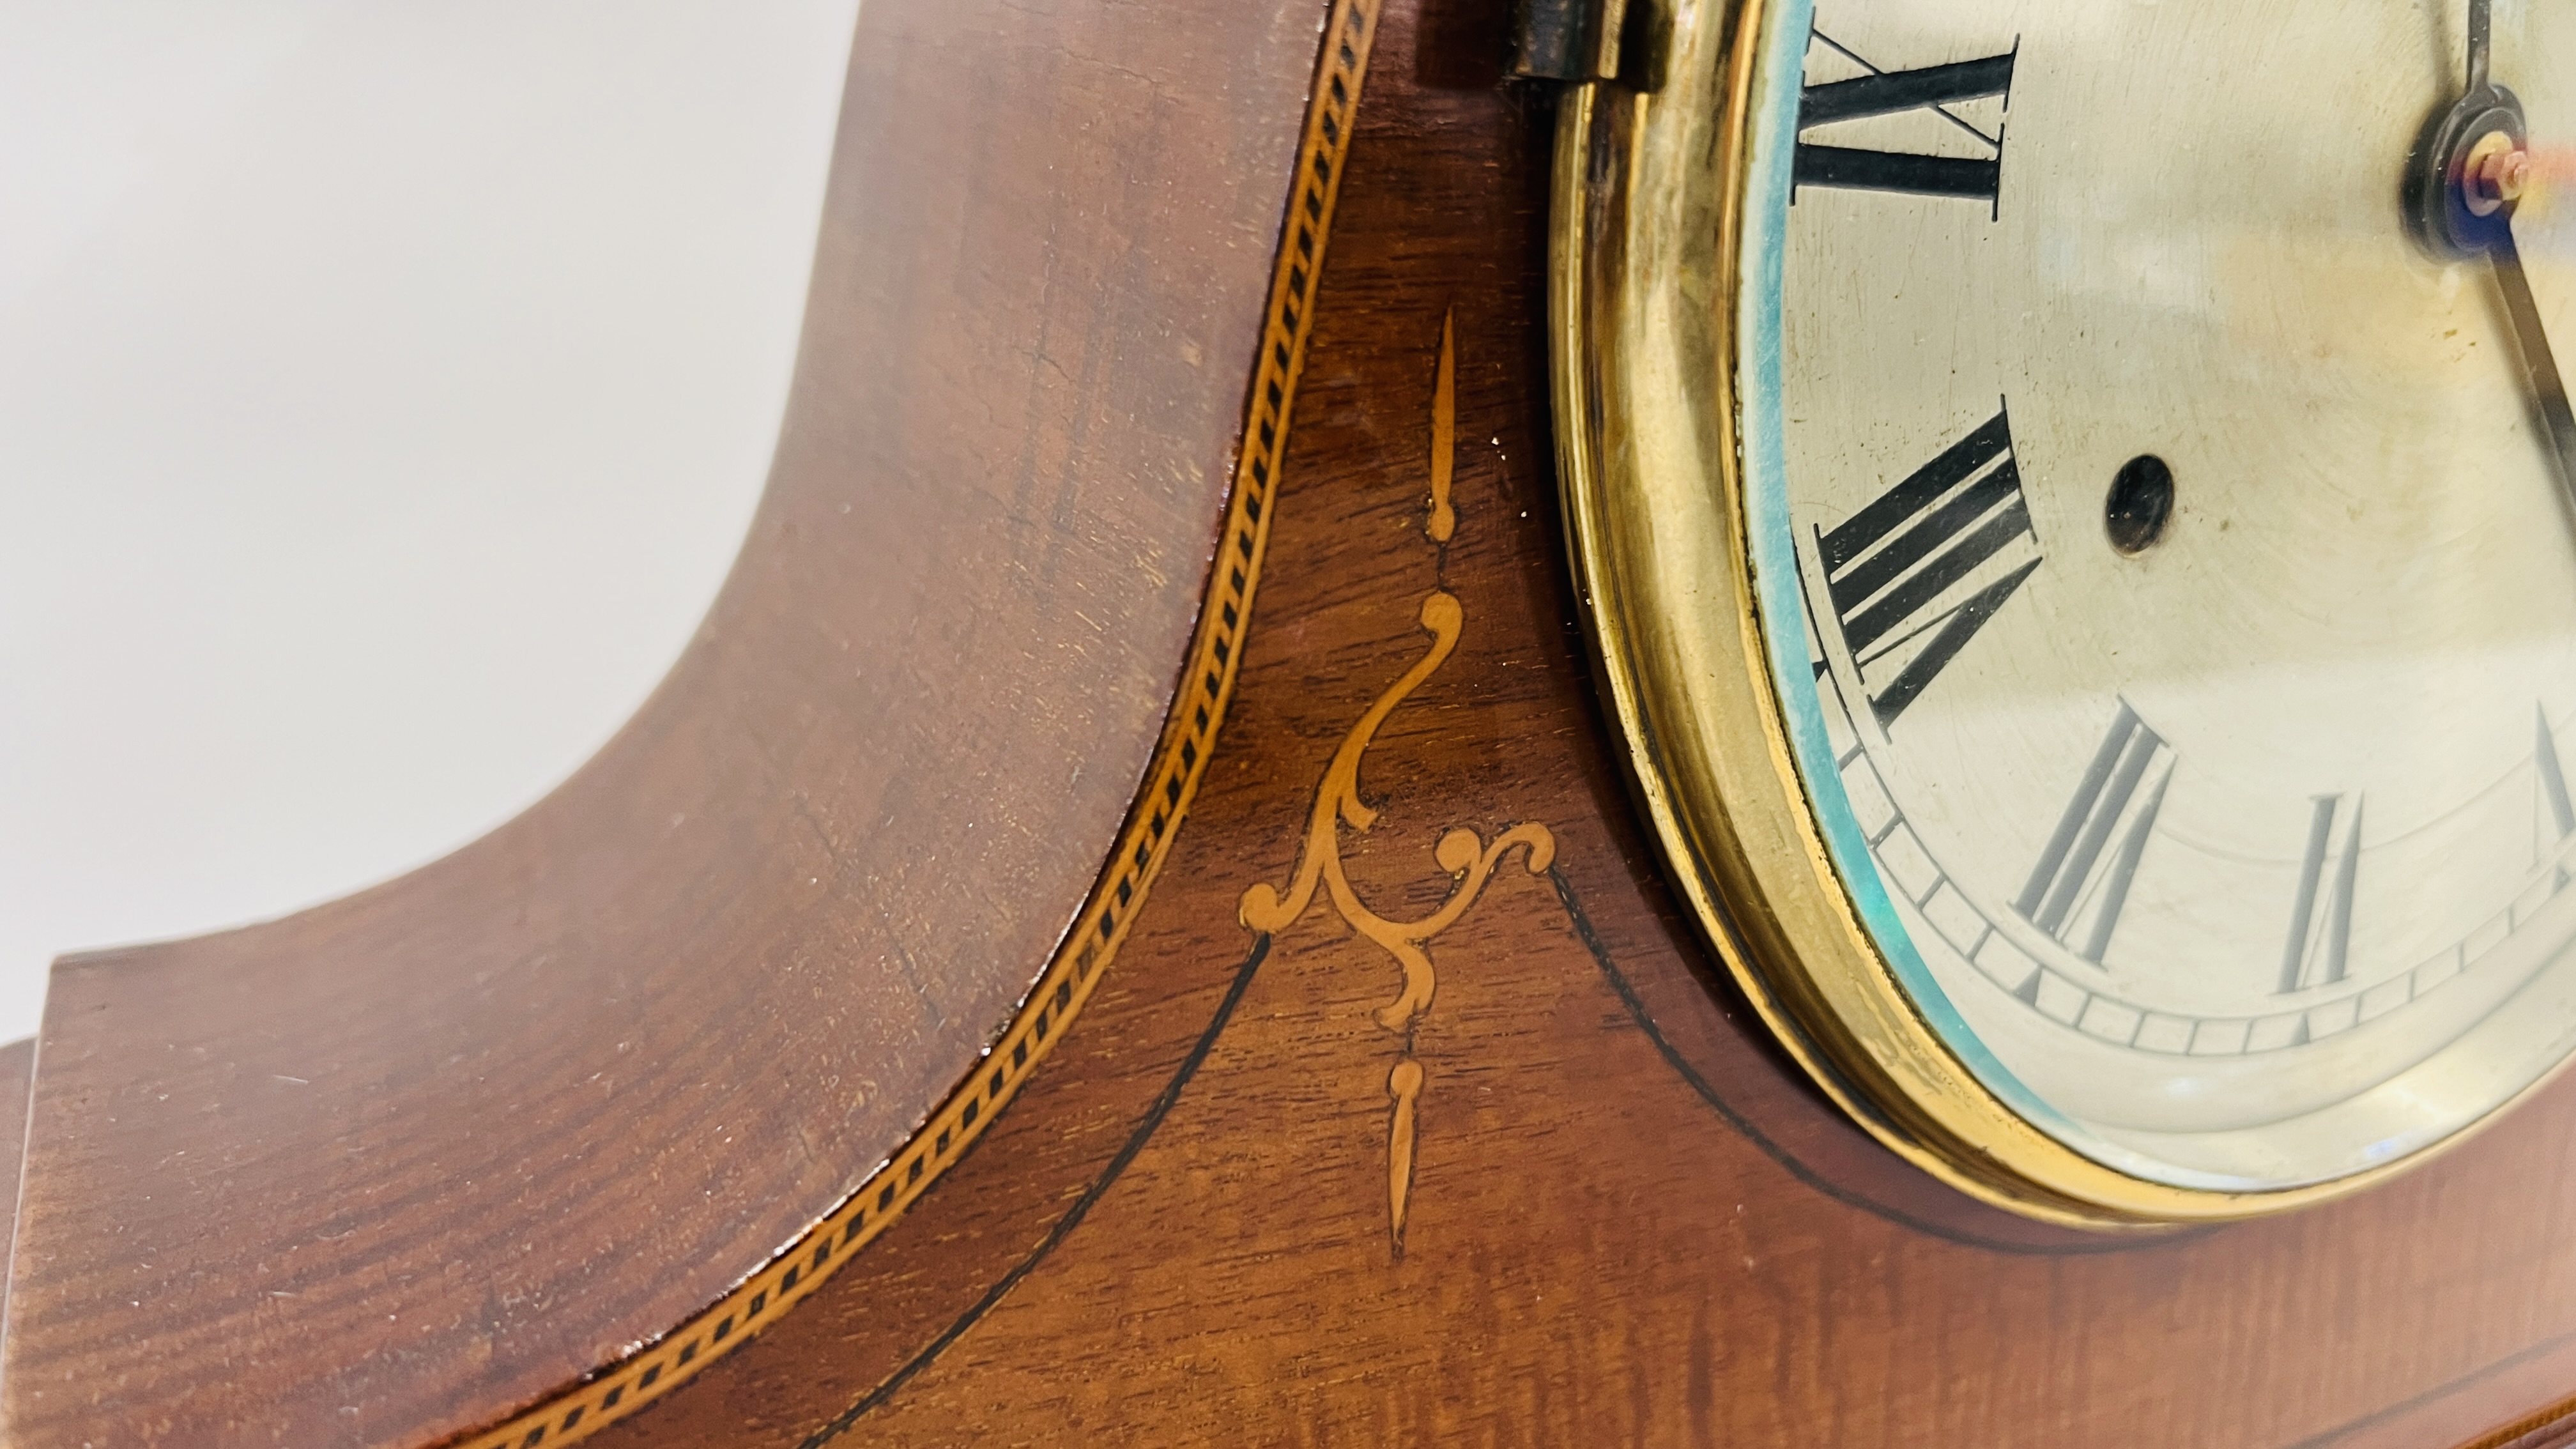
[
  {"x1": 2406, "y1": 1, "x2": 2573, "y2": 499},
  {"x1": 2467, "y1": 0, "x2": 2491, "y2": 95},
  {"x1": 2485, "y1": 217, "x2": 2576, "y2": 499}
]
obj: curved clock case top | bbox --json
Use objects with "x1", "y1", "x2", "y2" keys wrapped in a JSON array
[{"x1": 1553, "y1": 0, "x2": 2576, "y2": 1223}]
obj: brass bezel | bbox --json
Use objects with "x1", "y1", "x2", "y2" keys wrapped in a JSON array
[{"x1": 1545, "y1": 0, "x2": 2538, "y2": 1225}]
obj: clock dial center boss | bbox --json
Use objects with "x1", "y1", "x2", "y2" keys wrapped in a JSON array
[
  {"x1": 2410, "y1": 0, "x2": 2576, "y2": 498},
  {"x1": 1552, "y1": 0, "x2": 2576, "y2": 1220}
]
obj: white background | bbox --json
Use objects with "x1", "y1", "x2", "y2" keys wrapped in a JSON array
[{"x1": 0, "y1": 0, "x2": 863, "y2": 1043}]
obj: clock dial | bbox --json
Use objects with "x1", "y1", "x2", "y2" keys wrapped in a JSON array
[{"x1": 1753, "y1": 0, "x2": 2576, "y2": 1188}]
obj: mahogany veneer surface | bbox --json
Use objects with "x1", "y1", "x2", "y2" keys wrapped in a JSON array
[
  {"x1": 587, "y1": 3, "x2": 2576, "y2": 1445},
  {"x1": 13, "y1": 0, "x2": 2576, "y2": 1443},
  {"x1": 0, "y1": 1038, "x2": 29, "y2": 1321},
  {"x1": 0, "y1": 0, "x2": 1330, "y2": 1442}
]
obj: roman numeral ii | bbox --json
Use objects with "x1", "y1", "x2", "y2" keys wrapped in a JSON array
[
  {"x1": 1797, "y1": 36, "x2": 2016, "y2": 205},
  {"x1": 1816, "y1": 408, "x2": 2042, "y2": 728}
]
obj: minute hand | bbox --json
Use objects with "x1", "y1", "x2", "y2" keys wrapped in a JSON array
[
  {"x1": 2469, "y1": 0, "x2": 2492, "y2": 94},
  {"x1": 2487, "y1": 221, "x2": 2576, "y2": 500}
]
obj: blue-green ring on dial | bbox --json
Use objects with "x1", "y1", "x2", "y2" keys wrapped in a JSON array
[
  {"x1": 1731, "y1": 0, "x2": 2100, "y2": 1170},
  {"x1": 1724, "y1": 0, "x2": 2576, "y2": 1196},
  {"x1": 1549, "y1": 0, "x2": 2576, "y2": 1222}
]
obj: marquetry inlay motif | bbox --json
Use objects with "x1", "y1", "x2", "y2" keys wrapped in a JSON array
[{"x1": 1239, "y1": 314, "x2": 1554, "y2": 1255}]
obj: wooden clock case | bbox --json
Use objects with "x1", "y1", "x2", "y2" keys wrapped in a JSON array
[{"x1": 6, "y1": 0, "x2": 2576, "y2": 1443}]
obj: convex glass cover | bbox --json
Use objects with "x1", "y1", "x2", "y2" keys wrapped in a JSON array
[{"x1": 1555, "y1": 0, "x2": 2576, "y2": 1220}]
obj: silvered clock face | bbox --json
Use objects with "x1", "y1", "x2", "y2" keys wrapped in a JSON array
[{"x1": 1749, "y1": 0, "x2": 2576, "y2": 1188}]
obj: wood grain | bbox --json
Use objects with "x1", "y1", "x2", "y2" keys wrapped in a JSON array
[
  {"x1": 0, "y1": 0, "x2": 1332, "y2": 1441},
  {"x1": 0, "y1": 1037, "x2": 31, "y2": 1328},
  {"x1": 581, "y1": 0, "x2": 2576, "y2": 1443},
  {"x1": 16, "y1": 0, "x2": 2576, "y2": 1439}
]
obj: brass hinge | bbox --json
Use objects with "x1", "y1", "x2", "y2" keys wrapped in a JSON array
[{"x1": 1508, "y1": 0, "x2": 1626, "y2": 81}]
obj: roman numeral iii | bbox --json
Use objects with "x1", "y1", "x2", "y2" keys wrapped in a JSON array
[
  {"x1": 2017, "y1": 703, "x2": 2173, "y2": 966},
  {"x1": 1797, "y1": 36, "x2": 2016, "y2": 206},
  {"x1": 1816, "y1": 408, "x2": 2042, "y2": 728}
]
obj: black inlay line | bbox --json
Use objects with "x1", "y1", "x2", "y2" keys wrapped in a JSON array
[
  {"x1": 796, "y1": 935, "x2": 1273, "y2": 1446},
  {"x1": 2280, "y1": 1324, "x2": 2576, "y2": 1449},
  {"x1": 1545, "y1": 866, "x2": 2163, "y2": 1259},
  {"x1": 769, "y1": 871, "x2": 2566, "y2": 1443}
]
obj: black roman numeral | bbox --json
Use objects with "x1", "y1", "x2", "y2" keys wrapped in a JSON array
[
  {"x1": 1797, "y1": 33, "x2": 2016, "y2": 206},
  {"x1": 2016, "y1": 703, "x2": 2172, "y2": 966},
  {"x1": 1816, "y1": 408, "x2": 2042, "y2": 728},
  {"x1": 2279, "y1": 795, "x2": 2362, "y2": 995}
]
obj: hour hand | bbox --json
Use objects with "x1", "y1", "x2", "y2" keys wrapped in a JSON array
[
  {"x1": 2485, "y1": 219, "x2": 2576, "y2": 501},
  {"x1": 2467, "y1": 0, "x2": 2492, "y2": 95},
  {"x1": 2435, "y1": 118, "x2": 2576, "y2": 501}
]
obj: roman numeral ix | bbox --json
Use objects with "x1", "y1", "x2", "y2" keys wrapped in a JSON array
[
  {"x1": 1816, "y1": 408, "x2": 2042, "y2": 729},
  {"x1": 2280, "y1": 794, "x2": 2362, "y2": 995},
  {"x1": 1797, "y1": 31, "x2": 2016, "y2": 207},
  {"x1": 2016, "y1": 703, "x2": 2173, "y2": 967}
]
